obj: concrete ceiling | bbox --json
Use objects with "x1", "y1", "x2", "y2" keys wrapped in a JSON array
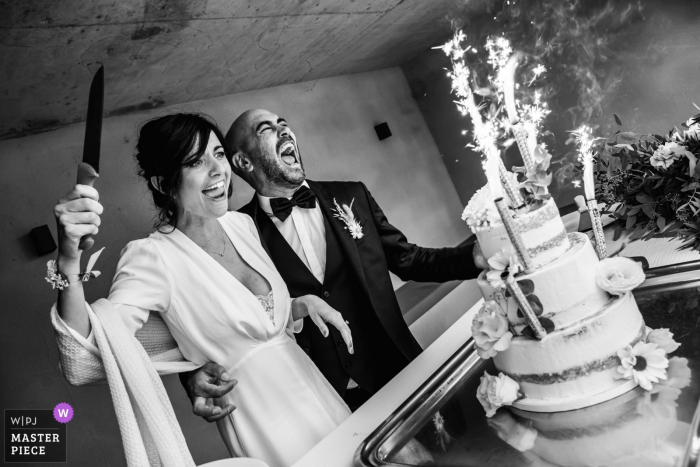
[{"x1": 0, "y1": 0, "x2": 464, "y2": 139}]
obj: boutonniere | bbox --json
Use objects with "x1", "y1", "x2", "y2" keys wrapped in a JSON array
[{"x1": 331, "y1": 198, "x2": 364, "y2": 240}]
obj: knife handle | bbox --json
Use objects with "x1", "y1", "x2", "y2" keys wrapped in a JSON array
[{"x1": 77, "y1": 162, "x2": 100, "y2": 251}]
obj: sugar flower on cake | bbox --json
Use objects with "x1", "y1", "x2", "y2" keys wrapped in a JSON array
[
  {"x1": 462, "y1": 183, "x2": 512, "y2": 229},
  {"x1": 647, "y1": 328, "x2": 680, "y2": 355},
  {"x1": 650, "y1": 142, "x2": 697, "y2": 176},
  {"x1": 472, "y1": 301, "x2": 513, "y2": 359},
  {"x1": 487, "y1": 411, "x2": 537, "y2": 452},
  {"x1": 615, "y1": 341, "x2": 669, "y2": 391},
  {"x1": 486, "y1": 245, "x2": 523, "y2": 290},
  {"x1": 476, "y1": 371, "x2": 521, "y2": 418},
  {"x1": 595, "y1": 257, "x2": 645, "y2": 296}
]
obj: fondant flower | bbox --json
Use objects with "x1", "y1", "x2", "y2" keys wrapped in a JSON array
[
  {"x1": 650, "y1": 142, "x2": 697, "y2": 176},
  {"x1": 595, "y1": 257, "x2": 645, "y2": 296},
  {"x1": 647, "y1": 328, "x2": 680, "y2": 355},
  {"x1": 488, "y1": 411, "x2": 537, "y2": 452},
  {"x1": 486, "y1": 246, "x2": 523, "y2": 290},
  {"x1": 472, "y1": 301, "x2": 513, "y2": 359},
  {"x1": 616, "y1": 342, "x2": 669, "y2": 391},
  {"x1": 476, "y1": 371, "x2": 521, "y2": 417},
  {"x1": 462, "y1": 183, "x2": 512, "y2": 228}
]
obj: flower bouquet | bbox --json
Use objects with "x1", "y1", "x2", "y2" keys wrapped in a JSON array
[{"x1": 595, "y1": 113, "x2": 700, "y2": 251}]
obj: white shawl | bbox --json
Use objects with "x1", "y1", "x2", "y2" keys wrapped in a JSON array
[{"x1": 51, "y1": 299, "x2": 200, "y2": 467}]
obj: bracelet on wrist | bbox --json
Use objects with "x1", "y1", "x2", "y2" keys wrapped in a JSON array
[{"x1": 46, "y1": 248, "x2": 105, "y2": 290}]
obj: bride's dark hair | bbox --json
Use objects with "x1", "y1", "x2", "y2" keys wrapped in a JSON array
[{"x1": 135, "y1": 113, "x2": 232, "y2": 231}]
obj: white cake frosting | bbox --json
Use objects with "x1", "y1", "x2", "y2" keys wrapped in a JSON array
[
  {"x1": 473, "y1": 197, "x2": 570, "y2": 270},
  {"x1": 494, "y1": 292, "x2": 645, "y2": 410},
  {"x1": 477, "y1": 233, "x2": 610, "y2": 330}
]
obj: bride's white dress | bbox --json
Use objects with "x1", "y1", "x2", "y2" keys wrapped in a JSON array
[{"x1": 71, "y1": 211, "x2": 350, "y2": 467}]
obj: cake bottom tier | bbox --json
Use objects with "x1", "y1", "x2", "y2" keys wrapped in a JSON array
[{"x1": 494, "y1": 292, "x2": 645, "y2": 412}]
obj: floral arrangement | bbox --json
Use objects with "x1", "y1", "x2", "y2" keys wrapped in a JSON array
[
  {"x1": 595, "y1": 113, "x2": 700, "y2": 251},
  {"x1": 461, "y1": 184, "x2": 508, "y2": 229}
]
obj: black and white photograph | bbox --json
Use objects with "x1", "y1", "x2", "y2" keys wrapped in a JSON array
[{"x1": 2, "y1": 0, "x2": 700, "y2": 466}]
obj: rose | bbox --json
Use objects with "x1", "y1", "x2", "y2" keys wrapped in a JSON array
[
  {"x1": 595, "y1": 257, "x2": 645, "y2": 296},
  {"x1": 488, "y1": 411, "x2": 537, "y2": 452},
  {"x1": 476, "y1": 371, "x2": 521, "y2": 418},
  {"x1": 650, "y1": 142, "x2": 682, "y2": 168},
  {"x1": 472, "y1": 301, "x2": 513, "y2": 359},
  {"x1": 650, "y1": 142, "x2": 697, "y2": 176},
  {"x1": 647, "y1": 328, "x2": 680, "y2": 355}
]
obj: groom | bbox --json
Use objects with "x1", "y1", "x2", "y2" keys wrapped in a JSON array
[{"x1": 183, "y1": 109, "x2": 482, "y2": 418}]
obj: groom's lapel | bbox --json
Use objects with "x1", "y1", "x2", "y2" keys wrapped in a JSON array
[
  {"x1": 245, "y1": 196, "x2": 321, "y2": 285},
  {"x1": 307, "y1": 180, "x2": 369, "y2": 291}
]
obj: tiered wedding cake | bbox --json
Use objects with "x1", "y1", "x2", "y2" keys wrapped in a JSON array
[
  {"x1": 467, "y1": 188, "x2": 680, "y2": 414},
  {"x1": 472, "y1": 199, "x2": 643, "y2": 410},
  {"x1": 439, "y1": 29, "x2": 680, "y2": 415}
]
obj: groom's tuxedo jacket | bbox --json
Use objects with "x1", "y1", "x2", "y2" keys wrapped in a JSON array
[{"x1": 239, "y1": 180, "x2": 481, "y2": 396}]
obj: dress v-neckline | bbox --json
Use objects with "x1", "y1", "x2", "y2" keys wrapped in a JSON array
[{"x1": 171, "y1": 218, "x2": 276, "y2": 325}]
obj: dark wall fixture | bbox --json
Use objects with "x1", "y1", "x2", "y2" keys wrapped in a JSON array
[
  {"x1": 29, "y1": 225, "x2": 57, "y2": 256},
  {"x1": 374, "y1": 122, "x2": 392, "y2": 141}
]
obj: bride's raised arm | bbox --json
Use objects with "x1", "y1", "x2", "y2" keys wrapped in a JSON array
[{"x1": 53, "y1": 183, "x2": 103, "y2": 338}]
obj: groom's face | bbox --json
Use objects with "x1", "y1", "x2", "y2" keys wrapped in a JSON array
[{"x1": 241, "y1": 109, "x2": 305, "y2": 190}]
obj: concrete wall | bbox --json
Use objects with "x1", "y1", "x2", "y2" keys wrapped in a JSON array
[{"x1": 0, "y1": 67, "x2": 469, "y2": 466}]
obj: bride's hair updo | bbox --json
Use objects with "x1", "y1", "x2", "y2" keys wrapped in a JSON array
[{"x1": 134, "y1": 113, "x2": 232, "y2": 231}]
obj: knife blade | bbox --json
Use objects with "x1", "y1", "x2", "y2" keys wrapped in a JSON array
[{"x1": 77, "y1": 65, "x2": 104, "y2": 251}]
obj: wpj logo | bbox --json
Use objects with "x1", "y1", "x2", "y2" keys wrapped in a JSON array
[{"x1": 4, "y1": 408, "x2": 68, "y2": 463}]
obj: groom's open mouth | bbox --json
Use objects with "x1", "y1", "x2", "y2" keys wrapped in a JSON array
[
  {"x1": 278, "y1": 140, "x2": 299, "y2": 167},
  {"x1": 202, "y1": 179, "x2": 227, "y2": 200}
]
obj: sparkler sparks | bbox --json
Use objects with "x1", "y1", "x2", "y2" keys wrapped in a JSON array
[{"x1": 441, "y1": 29, "x2": 552, "y2": 184}]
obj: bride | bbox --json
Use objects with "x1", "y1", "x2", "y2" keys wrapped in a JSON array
[{"x1": 52, "y1": 113, "x2": 353, "y2": 467}]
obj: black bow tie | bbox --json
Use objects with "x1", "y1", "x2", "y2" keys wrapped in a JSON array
[{"x1": 269, "y1": 186, "x2": 317, "y2": 222}]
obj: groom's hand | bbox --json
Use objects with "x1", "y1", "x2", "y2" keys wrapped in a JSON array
[
  {"x1": 187, "y1": 362, "x2": 237, "y2": 422},
  {"x1": 473, "y1": 240, "x2": 488, "y2": 270}
]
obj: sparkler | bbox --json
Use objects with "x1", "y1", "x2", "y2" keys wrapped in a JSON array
[
  {"x1": 441, "y1": 32, "x2": 525, "y2": 209},
  {"x1": 575, "y1": 126, "x2": 607, "y2": 260},
  {"x1": 501, "y1": 52, "x2": 536, "y2": 173}
]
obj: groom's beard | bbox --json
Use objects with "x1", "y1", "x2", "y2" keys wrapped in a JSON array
[{"x1": 257, "y1": 149, "x2": 306, "y2": 191}]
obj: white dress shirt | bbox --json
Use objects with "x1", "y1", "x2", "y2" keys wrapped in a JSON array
[
  {"x1": 257, "y1": 182, "x2": 359, "y2": 390},
  {"x1": 257, "y1": 181, "x2": 326, "y2": 284}
]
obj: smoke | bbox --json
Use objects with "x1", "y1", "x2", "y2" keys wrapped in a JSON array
[{"x1": 447, "y1": 0, "x2": 647, "y2": 190}]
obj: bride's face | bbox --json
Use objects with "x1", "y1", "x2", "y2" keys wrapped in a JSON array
[{"x1": 176, "y1": 131, "x2": 231, "y2": 220}]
